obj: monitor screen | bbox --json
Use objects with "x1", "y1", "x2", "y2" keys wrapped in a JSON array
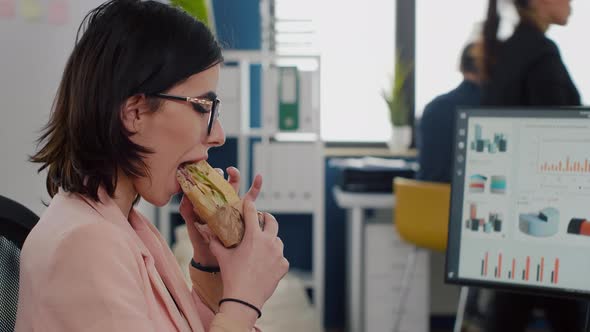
[{"x1": 446, "y1": 107, "x2": 590, "y2": 298}]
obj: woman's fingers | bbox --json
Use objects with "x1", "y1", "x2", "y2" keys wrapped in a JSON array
[
  {"x1": 262, "y1": 212, "x2": 279, "y2": 237},
  {"x1": 226, "y1": 167, "x2": 241, "y2": 193},
  {"x1": 244, "y1": 174, "x2": 263, "y2": 201},
  {"x1": 243, "y1": 199, "x2": 264, "y2": 239},
  {"x1": 222, "y1": 166, "x2": 263, "y2": 202},
  {"x1": 179, "y1": 195, "x2": 208, "y2": 245},
  {"x1": 179, "y1": 196, "x2": 199, "y2": 224},
  {"x1": 276, "y1": 236, "x2": 284, "y2": 253},
  {"x1": 195, "y1": 223, "x2": 214, "y2": 243},
  {"x1": 214, "y1": 167, "x2": 224, "y2": 177},
  {"x1": 257, "y1": 211, "x2": 266, "y2": 231},
  {"x1": 208, "y1": 235, "x2": 227, "y2": 260},
  {"x1": 180, "y1": 195, "x2": 204, "y2": 223}
]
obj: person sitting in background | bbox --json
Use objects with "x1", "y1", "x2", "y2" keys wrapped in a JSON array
[
  {"x1": 416, "y1": 42, "x2": 486, "y2": 331},
  {"x1": 15, "y1": 1, "x2": 288, "y2": 331},
  {"x1": 417, "y1": 43, "x2": 481, "y2": 183}
]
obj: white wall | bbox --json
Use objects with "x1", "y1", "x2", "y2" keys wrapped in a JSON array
[
  {"x1": 0, "y1": 1, "x2": 156, "y2": 220},
  {"x1": 316, "y1": 0, "x2": 395, "y2": 142},
  {"x1": 547, "y1": 0, "x2": 590, "y2": 104}
]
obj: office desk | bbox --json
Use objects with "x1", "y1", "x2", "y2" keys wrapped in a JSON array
[{"x1": 333, "y1": 186, "x2": 395, "y2": 332}]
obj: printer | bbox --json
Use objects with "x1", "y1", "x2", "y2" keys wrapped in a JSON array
[{"x1": 330, "y1": 157, "x2": 417, "y2": 193}]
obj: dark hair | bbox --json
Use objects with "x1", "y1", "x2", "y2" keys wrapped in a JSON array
[
  {"x1": 459, "y1": 43, "x2": 478, "y2": 75},
  {"x1": 30, "y1": 0, "x2": 223, "y2": 201},
  {"x1": 482, "y1": 0, "x2": 530, "y2": 79}
]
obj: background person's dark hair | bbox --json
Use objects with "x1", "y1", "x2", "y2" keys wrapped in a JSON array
[
  {"x1": 460, "y1": 43, "x2": 478, "y2": 75},
  {"x1": 482, "y1": 0, "x2": 531, "y2": 79},
  {"x1": 30, "y1": 0, "x2": 223, "y2": 202}
]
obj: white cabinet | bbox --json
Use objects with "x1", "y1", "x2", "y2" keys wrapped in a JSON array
[
  {"x1": 364, "y1": 223, "x2": 429, "y2": 332},
  {"x1": 253, "y1": 141, "x2": 320, "y2": 213}
]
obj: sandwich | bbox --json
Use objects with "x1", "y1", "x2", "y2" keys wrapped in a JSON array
[{"x1": 176, "y1": 160, "x2": 264, "y2": 248}]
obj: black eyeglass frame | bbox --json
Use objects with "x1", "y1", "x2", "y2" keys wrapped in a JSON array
[{"x1": 150, "y1": 92, "x2": 220, "y2": 135}]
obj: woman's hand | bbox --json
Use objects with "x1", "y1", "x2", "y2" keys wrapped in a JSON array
[
  {"x1": 210, "y1": 198, "x2": 289, "y2": 325},
  {"x1": 179, "y1": 167, "x2": 262, "y2": 266}
]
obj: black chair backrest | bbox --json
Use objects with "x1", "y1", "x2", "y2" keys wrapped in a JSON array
[
  {"x1": 0, "y1": 196, "x2": 39, "y2": 332},
  {"x1": 0, "y1": 196, "x2": 39, "y2": 248}
]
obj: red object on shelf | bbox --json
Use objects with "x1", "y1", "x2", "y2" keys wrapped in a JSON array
[{"x1": 580, "y1": 220, "x2": 590, "y2": 235}]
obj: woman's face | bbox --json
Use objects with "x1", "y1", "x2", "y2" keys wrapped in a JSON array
[
  {"x1": 130, "y1": 64, "x2": 225, "y2": 206},
  {"x1": 537, "y1": 0, "x2": 572, "y2": 26}
]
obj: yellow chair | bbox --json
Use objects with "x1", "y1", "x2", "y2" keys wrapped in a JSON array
[
  {"x1": 393, "y1": 177, "x2": 451, "y2": 252},
  {"x1": 393, "y1": 178, "x2": 473, "y2": 332},
  {"x1": 389, "y1": 177, "x2": 451, "y2": 332}
]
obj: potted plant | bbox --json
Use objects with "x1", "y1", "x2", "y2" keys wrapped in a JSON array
[
  {"x1": 170, "y1": 0, "x2": 216, "y2": 34},
  {"x1": 382, "y1": 54, "x2": 413, "y2": 152}
]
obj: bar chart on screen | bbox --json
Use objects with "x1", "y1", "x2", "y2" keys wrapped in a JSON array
[
  {"x1": 478, "y1": 252, "x2": 560, "y2": 285},
  {"x1": 516, "y1": 133, "x2": 590, "y2": 191},
  {"x1": 539, "y1": 157, "x2": 590, "y2": 174},
  {"x1": 537, "y1": 139, "x2": 590, "y2": 175}
]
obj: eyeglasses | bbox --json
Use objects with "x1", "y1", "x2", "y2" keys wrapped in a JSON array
[{"x1": 150, "y1": 92, "x2": 221, "y2": 135}]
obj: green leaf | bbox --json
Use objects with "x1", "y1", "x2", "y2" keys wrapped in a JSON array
[
  {"x1": 170, "y1": 0, "x2": 210, "y2": 27},
  {"x1": 383, "y1": 52, "x2": 413, "y2": 126}
]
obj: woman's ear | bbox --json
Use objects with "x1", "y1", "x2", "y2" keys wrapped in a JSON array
[{"x1": 121, "y1": 95, "x2": 150, "y2": 134}]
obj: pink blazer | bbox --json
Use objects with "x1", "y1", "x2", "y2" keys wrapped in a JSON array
[{"x1": 15, "y1": 188, "x2": 250, "y2": 331}]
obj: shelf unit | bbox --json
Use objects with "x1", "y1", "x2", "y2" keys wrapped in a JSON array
[{"x1": 156, "y1": 50, "x2": 325, "y2": 325}]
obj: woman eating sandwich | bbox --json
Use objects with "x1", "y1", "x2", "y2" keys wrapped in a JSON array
[{"x1": 15, "y1": 1, "x2": 288, "y2": 331}]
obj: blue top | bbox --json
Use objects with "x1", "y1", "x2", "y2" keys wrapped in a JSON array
[{"x1": 417, "y1": 80, "x2": 481, "y2": 183}]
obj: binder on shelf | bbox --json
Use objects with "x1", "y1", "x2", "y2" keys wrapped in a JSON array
[
  {"x1": 298, "y1": 70, "x2": 317, "y2": 132},
  {"x1": 262, "y1": 67, "x2": 278, "y2": 132},
  {"x1": 278, "y1": 66, "x2": 299, "y2": 131},
  {"x1": 218, "y1": 66, "x2": 241, "y2": 136}
]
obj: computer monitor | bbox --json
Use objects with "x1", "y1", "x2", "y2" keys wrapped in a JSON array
[{"x1": 446, "y1": 107, "x2": 590, "y2": 298}]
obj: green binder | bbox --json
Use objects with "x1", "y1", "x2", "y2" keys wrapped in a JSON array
[{"x1": 278, "y1": 67, "x2": 299, "y2": 131}]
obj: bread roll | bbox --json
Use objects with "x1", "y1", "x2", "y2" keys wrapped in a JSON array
[{"x1": 177, "y1": 161, "x2": 263, "y2": 248}]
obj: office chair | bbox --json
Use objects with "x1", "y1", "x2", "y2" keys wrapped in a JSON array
[
  {"x1": 393, "y1": 178, "x2": 450, "y2": 252},
  {"x1": 392, "y1": 178, "x2": 451, "y2": 332},
  {"x1": 0, "y1": 195, "x2": 39, "y2": 332}
]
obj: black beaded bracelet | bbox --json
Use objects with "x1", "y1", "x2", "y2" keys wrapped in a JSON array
[
  {"x1": 219, "y1": 298, "x2": 262, "y2": 319},
  {"x1": 190, "y1": 259, "x2": 220, "y2": 273}
]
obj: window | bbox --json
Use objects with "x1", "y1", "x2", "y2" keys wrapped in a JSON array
[
  {"x1": 547, "y1": 1, "x2": 590, "y2": 104},
  {"x1": 415, "y1": 1, "x2": 488, "y2": 118},
  {"x1": 416, "y1": 1, "x2": 589, "y2": 119},
  {"x1": 271, "y1": 0, "x2": 396, "y2": 142}
]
